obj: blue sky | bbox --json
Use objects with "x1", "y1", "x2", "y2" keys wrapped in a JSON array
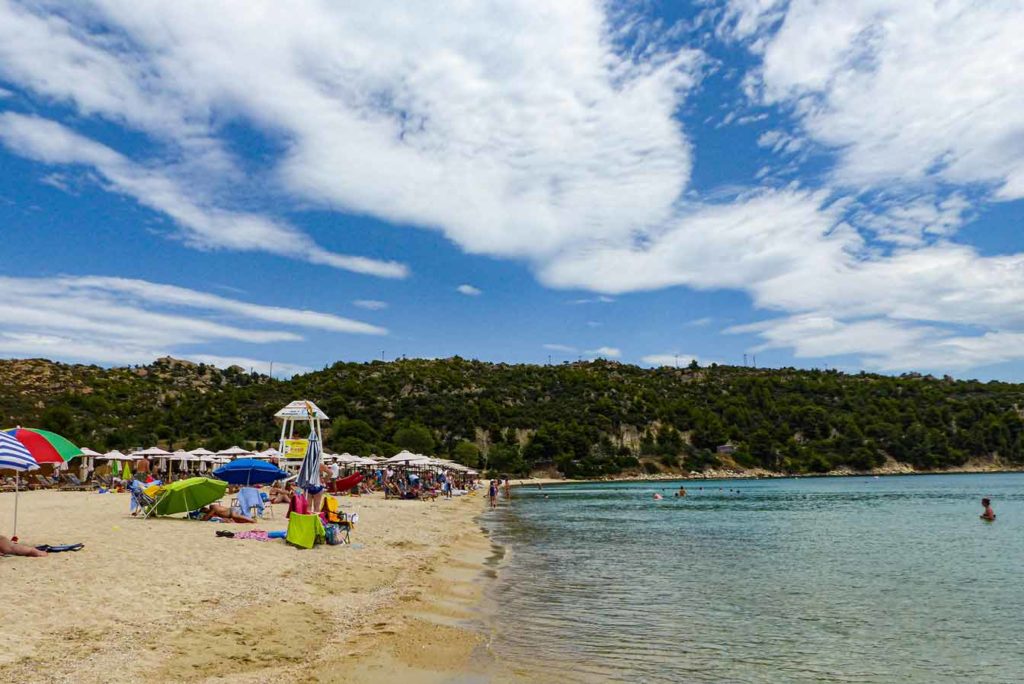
[{"x1": 1, "y1": 1, "x2": 1023, "y2": 379}]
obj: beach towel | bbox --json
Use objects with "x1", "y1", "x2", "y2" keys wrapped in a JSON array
[
  {"x1": 235, "y1": 487, "x2": 265, "y2": 517},
  {"x1": 285, "y1": 513, "x2": 325, "y2": 549},
  {"x1": 287, "y1": 492, "x2": 309, "y2": 518},
  {"x1": 34, "y1": 543, "x2": 84, "y2": 553},
  {"x1": 234, "y1": 530, "x2": 271, "y2": 541}
]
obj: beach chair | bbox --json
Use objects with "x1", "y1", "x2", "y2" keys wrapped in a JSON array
[
  {"x1": 320, "y1": 495, "x2": 353, "y2": 544},
  {"x1": 128, "y1": 480, "x2": 161, "y2": 517},
  {"x1": 233, "y1": 487, "x2": 271, "y2": 520},
  {"x1": 56, "y1": 474, "x2": 90, "y2": 492}
]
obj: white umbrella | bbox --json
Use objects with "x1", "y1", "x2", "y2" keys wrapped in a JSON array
[
  {"x1": 385, "y1": 450, "x2": 426, "y2": 464},
  {"x1": 135, "y1": 446, "x2": 172, "y2": 457},
  {"x1": 189, "y1": 448, "x2": 216, "y2": 456},
  {"x1": 99, "y1": 450, "x2": 127, "y2": 461},
  {"x1": 79, "y1": 447, "x2": 102, "y2": 457},
  {"x1": 217, "y1": 445, "x2": 253, "y2": 458}
]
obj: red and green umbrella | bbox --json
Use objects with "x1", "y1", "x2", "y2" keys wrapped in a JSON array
[
  {"x1": 1, "y1": 428, "x2": 81, "y2": 541},
  {"x1": 3, "y1": 428, "x2": 82, "y2": 464}
]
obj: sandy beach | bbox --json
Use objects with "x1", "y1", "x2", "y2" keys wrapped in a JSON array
[{"x1": 0, "y1": 488, "x2": 499, "y2": 683}]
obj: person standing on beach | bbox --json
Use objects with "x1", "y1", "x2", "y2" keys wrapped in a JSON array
[
  {"x1": 503, "y1": 478, "x2": 512, "y2": 500},
  {"x1": 981, "y1": 497, "x2": 996, "y2": 521},
  {"x1": 488, "y1": 480, "x2": 498, "y2": 509}
]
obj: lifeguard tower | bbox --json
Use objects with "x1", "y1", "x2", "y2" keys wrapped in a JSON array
[{"x1": 274, "y1": 400, "x2": 329, "y2": 463}]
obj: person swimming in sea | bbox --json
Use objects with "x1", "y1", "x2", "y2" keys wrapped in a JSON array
[
  {"x1": 675, "y1": 485, "x2": 686, "y2": 498},
  {"x1": 653, "y1": 493, "x2": 663, "y2": 500},
  {"x1": 980, "y1": 497, "x2": 996, "y2": 521}
]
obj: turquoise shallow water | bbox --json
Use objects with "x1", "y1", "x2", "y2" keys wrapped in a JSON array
[{"x1": 482, "y1": 474, "x2": 1024, "y2": 683}]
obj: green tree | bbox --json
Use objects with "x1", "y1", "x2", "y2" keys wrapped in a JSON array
[
  {"x1": 393, "y1": 423, "x2": 435, "y2": 454},
  {"x1": 452, "y1": 440, "x2": 481, "y2": 467}
]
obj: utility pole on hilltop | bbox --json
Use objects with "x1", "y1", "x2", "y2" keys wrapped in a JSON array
[
  {"x1": 743, "y1": 353, "x2": 747, "y2": 367},
  {"x1": 269, "y1": 361, "x2": 274, "y2": 380},
  {"x1": 674, "y1": 353, "x2": 679, "y2": 368}
]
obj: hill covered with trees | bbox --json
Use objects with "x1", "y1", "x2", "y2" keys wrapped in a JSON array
[{"x1": 2, "y1": 356, "x2": 1024, "y2": 478}]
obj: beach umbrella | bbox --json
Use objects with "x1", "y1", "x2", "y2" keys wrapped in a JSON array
[
  {"x1": 216, "y1": 446, "x2": 253, "y2": 459},
  {"x1": 4, "y1": 428, "x2": 83, "y2": 465},
  {"x1": 152, "y1": 477, "x2": 227, "y2": 517},
  {"x1": 213, "y1": 458, "x2": 288, "y2": 486},
  {"x1": 0, "y1": 431, "x2": 40, "y2": 539},
  {"x1": 134, "y1": 446, "x2": 171, "y2": 457},
  {"x1": 295, "y1": 427, "x2": 322, "y2": 494},
  {"x1": 122, "y1": 462, "x2": 132, "y2": 481}
]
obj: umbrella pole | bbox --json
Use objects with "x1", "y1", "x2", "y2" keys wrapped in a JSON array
[{"x1": 12, "y1": 474, "x2": 19, "y2": 541}]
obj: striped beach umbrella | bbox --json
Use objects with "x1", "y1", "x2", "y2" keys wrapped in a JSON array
[
  {"x1": 295, "y1": 427, "x2": 323, "y2": 494},
  {"x1": 0, "y1": 431, "x2": 41, "y2": 540}
]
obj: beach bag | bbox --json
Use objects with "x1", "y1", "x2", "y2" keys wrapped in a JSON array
[{"x1": 324, "y1": 523, "x2": 343, "y2": 545}]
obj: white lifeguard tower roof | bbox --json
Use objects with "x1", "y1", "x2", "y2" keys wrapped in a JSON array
[{"x1": 274, "y1": 400, "x2": 329, "y2": 421}]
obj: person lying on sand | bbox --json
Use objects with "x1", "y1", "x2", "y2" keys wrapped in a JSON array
[
  {"x1": 0, "y1": 535, "x2": 47, "y2": 557},
  {"x1": 197, "y1": 504, "x2": 255, "y2": 524}
]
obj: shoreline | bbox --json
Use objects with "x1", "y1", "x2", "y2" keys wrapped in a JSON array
[
  {"x1": 511, "y1": 464, "x2": 1024, "y2": 488},
  {"x1": 0, "y1": 488, "x2": 501, "y2": 683}
]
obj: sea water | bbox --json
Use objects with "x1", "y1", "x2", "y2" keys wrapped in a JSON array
[{"x1": 481, "y1": 473, "x2": 1024, "y2": 682}]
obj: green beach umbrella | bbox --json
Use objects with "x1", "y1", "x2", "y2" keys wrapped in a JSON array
[
  {"x1": 153, "y1": 477, "x2": 227, "y2": 516},
  {"x1": 122, "y1": 462, "x2": 132, "y2": 480}
]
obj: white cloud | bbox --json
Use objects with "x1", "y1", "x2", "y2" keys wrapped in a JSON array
[
  {"x1": 186, "y1": 355, "x2": 311, "y2": 377},
  {"x1": 586, "y1": 346, "x2": 621, "y2": 358},
  {"x1": 740, "y1": 0, "x2": 1024, "y2": 199},
  {"x1": 2, "y1": 0, "x2": 1024, "y2": 374},
  {"x1": 456, "y1": 284, "x2": 482, "y2": 296},
  {"x1": 641, "y1": 353, "x2": 699, "y2": 367},
  {"x1": 0, "y1": 275, "x2": 384, "y2": 369},
  {"x1": 0, "y1": 0, "x2": 700, "y2": 269},
  {"x1": 0, "y1": 113, "x2": 407, "y2": 278},
  {"x1": 568, "y1": 296, "x2": 615, "y2": 304},
  {"x1": 352, "y1": 299, "x2": 388, "y2": 311},
  {"x1": 542, "y1": 343, "x2": 577, "y2": 353},
  {"x1": 686, "y1": 317, "x2": 712, "y2": 327}
]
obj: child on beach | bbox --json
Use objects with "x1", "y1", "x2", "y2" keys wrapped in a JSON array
[
  {"x1": 981, "y1": 497, "x2": 996, "y2": 521},
  {"x1": 488, "y1": 480, "x2": 498, "y2": 508}
]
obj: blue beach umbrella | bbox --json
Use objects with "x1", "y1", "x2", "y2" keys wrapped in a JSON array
[{"x1": 212, "y1": 458, "x2": 288, "y2": 486}]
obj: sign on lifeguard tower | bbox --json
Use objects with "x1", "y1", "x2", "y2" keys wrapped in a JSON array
[{"x1": 275, "y1": 400, "x2": 328, "y2": 461}]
